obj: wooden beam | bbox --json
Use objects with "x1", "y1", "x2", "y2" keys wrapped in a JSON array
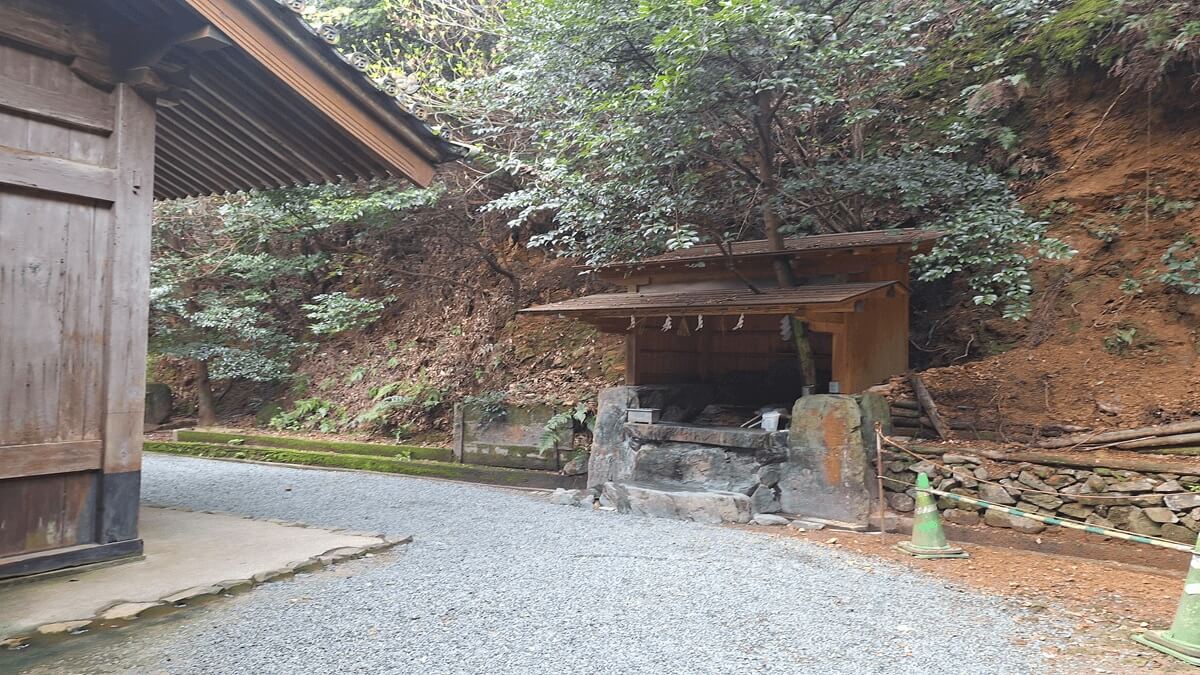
[
  {"x1": 156, "y1": 117, "x2": 268, "y2": 189},
  {"x1": 0, "y1": 2, "x2": 109, "y2": 63},
  {"x1": 0, "y1": 73, "x2": 114, "y2": 133},
  {"x1": 153, "y1": 131, "x2": 240, "y2": 195},
  {"x1": 183, "y1": 0, "x2": 436, "y2": 185},
  {"x1": 173, "y1": 95, "x2": 302, "y2": 185},
  {"x1": 211, "y1": 54, "x2": 380, "y2": 178},
  {"x1": 164, "y1": 98, "x2": 297, "y2": 184},
  {"x1": 0, "y1": 539, "x2": 142, "y2": 581},
  {"x1": 0, "y1": 440, "x2": 103, "y2": 480},
  {"x1": 69, "y1": 57, "x2": 115, "y2": 90},
  {"x1": 0, "y1": 145, "x2": 116, "y2": 202},
  {"x1": 187, "y1": 74, "x2": 336, "y2": 183},
  {"x1": 119, "y1": 24, "x2": 233, "y2": 74}
]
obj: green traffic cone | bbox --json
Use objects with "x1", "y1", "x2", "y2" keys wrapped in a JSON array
[
  {"x1": 895, "y1": 472, "x2": 968, "y2": 559},
  {"x1": 1133, "y1": 533, "x2": 1200, "y2": 666}
]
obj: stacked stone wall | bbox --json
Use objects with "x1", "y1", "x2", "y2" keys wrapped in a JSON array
[{"x1": 882, "y1": 452, "x2": 1200, "y2": 542}]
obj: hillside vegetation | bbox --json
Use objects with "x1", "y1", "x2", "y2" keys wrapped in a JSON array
[{"x1": 149, "y1": 0, "x2": 1200, "y2": 444}]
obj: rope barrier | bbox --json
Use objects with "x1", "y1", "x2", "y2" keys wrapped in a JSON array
[
  {"x1": 880, "y1": 475, "x2": 1194, "y2": 553},
  {"x1": 874, "y1": 427, "x2": 1197, "y2": 553}
]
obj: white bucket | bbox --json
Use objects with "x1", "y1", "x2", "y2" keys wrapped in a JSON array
[{"x1": 761, "y1": 411, "x2": 781, "y2": 432}]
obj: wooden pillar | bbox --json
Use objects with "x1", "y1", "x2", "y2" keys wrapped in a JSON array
[
  {"x1": 97, "y1": 84, "x2": 155, "y2": 544},
  {"x1": 625, "y1": 331, "x2": 639, "y2": 385}
]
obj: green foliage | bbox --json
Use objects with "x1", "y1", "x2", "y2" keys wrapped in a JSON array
[
  {"x1": 1161, "y1": 236, "x2": 1200, "y2": 295},
  {"x1": 790, "y1": 156, "x2": 1070, "y2": 318},
  {"x1": 537, "y1": 403, "x2": 593, "y2": 453},
  {"x1": 1020, "y1": 0, "x2": 1121, "y2": 67},
  {"x1": 151, "y1": 182, "x2": 438, "y2": 391},
  {"x1": 303, "y1": 292, "x2": 390, "y2": 335},
  {"x1": 1119, "y1": 276, "x2": 1143, "y2": 296},
  {"x1": 1146, "y1": 196, "x2": 1196, "y2": 216},
  {"x1": 269, "y1": 398, "x2": 349, "y2": 433},
  {"x1": 1083, "y1": 219, "x2": 1121, "y2": 245},
  {"x1": 1103, "y1": 324, "x2": 1138, "y2": 354},
  {"x1": 348, "y1": 365, "x2": 369, "y2": 384},
  {"x1": 355, "y1": 378, "x2": 448, "y2": 435},
  {"x1": 464, "y1": 391, "x2": 508, "y2": 426}
]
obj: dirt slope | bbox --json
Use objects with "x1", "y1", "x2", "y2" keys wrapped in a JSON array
[{"x1": 921, "y1": 76, "x2": 1200, "y2": 431}]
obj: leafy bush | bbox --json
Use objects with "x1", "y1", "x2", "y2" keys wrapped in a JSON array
[
  {"x1": 269, "y1": 398, "x2": 349, "y2": 433},
  {"x1": 303, "y1": 292, "x2": 390, "y2": 335},
  {"x1": 1161, "y1": 236, "x2": 1200, "y2": 295}
]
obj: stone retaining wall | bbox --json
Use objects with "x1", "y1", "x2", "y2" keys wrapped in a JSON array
[
  {"x1": 882, "y1": 451, "x2": 1200, "y2": 543},
  {"x1": 453, "y1": 402, "x2": 573, "y2": 471}
]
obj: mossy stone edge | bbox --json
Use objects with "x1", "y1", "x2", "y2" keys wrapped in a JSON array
[{"x1": 146, "y1": 441, "x2": 574, "y2": 490}]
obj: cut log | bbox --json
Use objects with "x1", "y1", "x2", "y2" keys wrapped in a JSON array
[
  {"x1": 894, "y1": 444, "x2": 1200, "y2": 475},
  {"x1": 1042, "y1": 424, "x2": 1090, "y2": 434},
  {"x1": 889, "y1": 407, "x2": 920, "y2": 419},
  {"x1": 1137, "y1": 446, "x2": 1200, "y2": 456},
  {"x1": 908, "y1": 374, "x2": 950, "y2": 440},
  {"x1": 1115, "y1": 432, "x2": 1200, "y2": 450},
  {"x1": 891, "y1": 399, "x2": 920, "y2": 411},
  {"x1": 1039, "y1": 419, "x2": 1200, "y2": 449}
]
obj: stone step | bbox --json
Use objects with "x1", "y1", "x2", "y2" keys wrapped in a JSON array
[{"x1": 602, "y1": 482, "x2": 752, "y2": 524}]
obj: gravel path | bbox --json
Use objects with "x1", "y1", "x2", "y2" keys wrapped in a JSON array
[{"x1": 17, "y1": 455, "x2": 1059, "y2": 674}]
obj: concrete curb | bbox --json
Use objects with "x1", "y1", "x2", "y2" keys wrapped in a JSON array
[{"x1": 1, "y1": 510, "x2": 413, "y2": 651}]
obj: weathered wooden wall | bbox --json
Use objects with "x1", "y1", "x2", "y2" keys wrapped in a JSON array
[
  {"x1": 622, "y1": 248, "x2": 913, "y2": 400},
  {"x1": 628, "y1": 315, "x2": 836, "y2": 404},
  {"x1": 0, "y1": 0, "x2": 154, "y2": 576}
]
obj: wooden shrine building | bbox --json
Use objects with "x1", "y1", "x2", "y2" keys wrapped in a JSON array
[
  {"x1": 522, "y1": 230, "x2": 940, "y2": 406},
  {"x1": 0, "y1": 0, "x2": 456, "y2": 578}
]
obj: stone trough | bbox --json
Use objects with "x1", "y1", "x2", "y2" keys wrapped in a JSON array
[{"x1": 587, "y1": 386, "x2": 888, "y2": 527}]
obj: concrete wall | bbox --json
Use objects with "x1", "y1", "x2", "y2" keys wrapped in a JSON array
[{"x1": 453, "y1": 403, "x2": 572, "y2": 471}]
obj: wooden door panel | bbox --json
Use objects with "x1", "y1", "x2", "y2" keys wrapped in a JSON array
[
  {"x1": 0, "y1": 188, "x2": 111, "y2": 446},
  {"x1": 0, "y1": 472, "x2": 97, "y2": 556}
]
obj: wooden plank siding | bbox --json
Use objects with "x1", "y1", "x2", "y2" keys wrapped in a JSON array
[{"x1": 0, "y1": 3, "x2": 148, "y2": 566}]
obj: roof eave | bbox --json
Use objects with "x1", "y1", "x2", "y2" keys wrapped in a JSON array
[{"x1": 181, "y1": 0, "x2": 459, "y2": 187}]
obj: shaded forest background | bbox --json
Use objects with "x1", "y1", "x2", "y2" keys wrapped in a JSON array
[{"x1": 149, "y1": 0, "x2": 1200, "y2": 444}]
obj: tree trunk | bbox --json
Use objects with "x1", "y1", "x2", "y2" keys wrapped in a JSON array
[
  {"x1": 755, "y1": 92, "x2": 797, "y2": 289},
  {"x1": 755, "y1": 91, "x2": 814, "y2": 389},
  {"x1": 195, "y1": 358, "x2": 217, "y2": 427},
  {"x1": 791, "y1": 317, "x2": 817, "y2": 387}
]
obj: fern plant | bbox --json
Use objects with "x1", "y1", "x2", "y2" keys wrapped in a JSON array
[
  {"x1": 269, "y1": 398, "x2": 348, "y2": 433},
  {"x1": 537, "y1": 403, "x2": 594, "y2": 453}
]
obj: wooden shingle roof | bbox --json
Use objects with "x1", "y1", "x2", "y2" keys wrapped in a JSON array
[
  {"x1": 520, "y1": 282, "x2": 897, "y2": 319},
  {"x1": 599, "y1": 229, "x2": 940, "y2": 271}
]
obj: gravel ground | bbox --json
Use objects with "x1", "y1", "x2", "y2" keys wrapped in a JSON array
[{"x1": 14, "y1": 455, "x2": 1062, "y2": 674}]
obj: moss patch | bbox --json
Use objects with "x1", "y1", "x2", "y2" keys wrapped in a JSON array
[
  {"x1": 145, "y1": 441, "x2": 572, "y2": 489},
  {"x1": 1018, "y1": 0, "x2": 1122, "y2": 68},
  {"x1": 176, "y1": 430, "x2": 452, "y2": 462}
]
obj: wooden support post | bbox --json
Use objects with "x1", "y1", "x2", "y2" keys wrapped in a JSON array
[
  {"x1": 625, "y1": 332, "x2": 639, "y2": 385},
  {"x1": 97, "y1": 84, "x2": 156, "y2": 545}
]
